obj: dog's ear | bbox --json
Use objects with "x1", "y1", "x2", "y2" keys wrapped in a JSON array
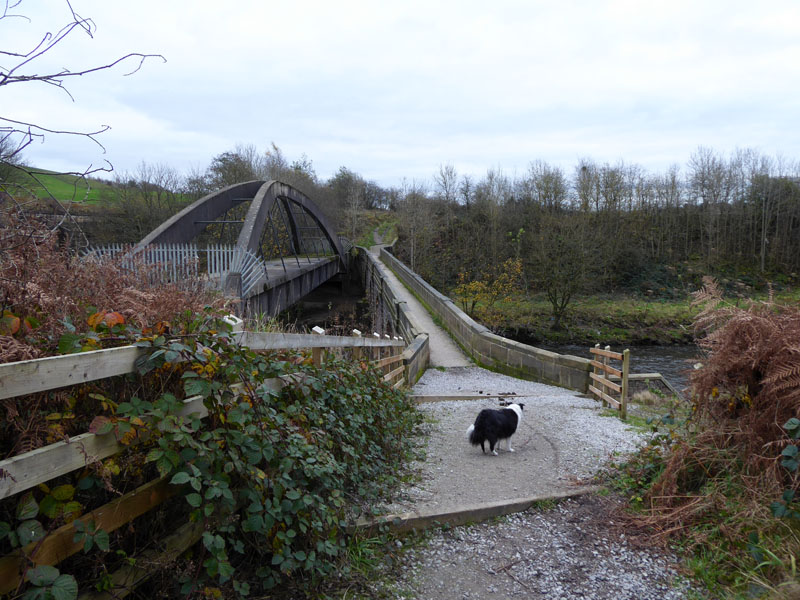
[{"x1": 518, "y1": 403, "x2": 525, "y2": 410}]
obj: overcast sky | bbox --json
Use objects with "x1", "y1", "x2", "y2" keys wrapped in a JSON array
[{"x1": 3, "y1": 0, "x2": 799, "y2": 187}]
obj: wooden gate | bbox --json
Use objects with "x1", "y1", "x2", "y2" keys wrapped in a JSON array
[{"x1": 588, "y1": 344, "x2": 630, "y2": 420}]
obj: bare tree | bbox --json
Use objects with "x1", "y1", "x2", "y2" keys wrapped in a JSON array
[
  {"x1": 1, "y1": 1, "x2": 164, "y2": 169},
  {"x1": 1, "y1": 0, "x2": 164, "y2": 251},
  {"x1": 206, "y1": 144, "x2": 266, "y2": 189},
  {"x1": 525, "y1": 160, "x2": 567, "y2": 211},
  {"x1": 397, "y1": 179, "x2": 430, "y2": 272},
  {"x1": 433, "y1": 163, "x2": 458, "y2": 204}
]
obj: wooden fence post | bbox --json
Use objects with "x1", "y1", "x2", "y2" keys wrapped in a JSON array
[
  {"x1": 352, "y1": 329, "x2": 362, "y2": 362},
  {"x1": 603, "y1": 345, "x2": 612, "y2": 408},
  {"x1": 312, "y1": 326, "x2": 325, "y2": 367},
  {"x1": 592, "y1": 343, "x2": 600, "y2": 406},
  {"x1": 621, "y1": 348, "x2": 630, "y2": 421}
]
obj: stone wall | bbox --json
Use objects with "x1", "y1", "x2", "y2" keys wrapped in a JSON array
[{"x1": 379, "y1": 248, "x2": 591, "y2": 392}]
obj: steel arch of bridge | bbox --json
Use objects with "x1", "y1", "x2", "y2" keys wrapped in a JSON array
[
  {"x1": 135, "y1": 180, "x2": 346, "y2": 314},
  {"x1": 137, "y1": 180, "x2": 344, "y2": 264}
]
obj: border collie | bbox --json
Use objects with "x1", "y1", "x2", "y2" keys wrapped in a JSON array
[{"x1": 466, "y1": 403, "x2": 524, "y2": 456}]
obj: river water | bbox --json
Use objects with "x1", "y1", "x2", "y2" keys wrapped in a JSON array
[{"x1": 538, "y1": 343, "x2": 701, "y2": 392}]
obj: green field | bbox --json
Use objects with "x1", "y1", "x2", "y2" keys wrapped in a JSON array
[{"x1": 8, "y1": 168, "x2": 115, "y2": 205}]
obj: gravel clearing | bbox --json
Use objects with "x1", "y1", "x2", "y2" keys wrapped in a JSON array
[
  {"x1": 386, "y1": 494, "x2": 699, "y2": 599},
  {"x1": 382, "y1": 367, "x2": 649, "y2": 514},
  {"x1": 372, "y1": 367, "x2": 703, "y2": 599}
]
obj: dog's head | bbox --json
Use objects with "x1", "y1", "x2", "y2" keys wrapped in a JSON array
[
  {"x1": 505, "y1": 402, "x2": 524, "y2": 422},
  {"x1": 501, "y1": 401, "x2": 524, "y2": 410}
]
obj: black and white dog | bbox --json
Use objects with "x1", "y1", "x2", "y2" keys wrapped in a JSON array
[{"x1": 466, "y1": 403, "x2": 524, "y2": 456}]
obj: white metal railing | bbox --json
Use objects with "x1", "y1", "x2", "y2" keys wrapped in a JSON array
[
  {"x1": 203, "y1": 244, "x2": 266, "y2": 295},
  {"x1": 84, "y1": 244, "x2": 267, "y2": 296}
]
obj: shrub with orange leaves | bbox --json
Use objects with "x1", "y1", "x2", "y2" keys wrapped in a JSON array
[{"x1": 0, "y1": 213, "x2": 226, "y2": 363}]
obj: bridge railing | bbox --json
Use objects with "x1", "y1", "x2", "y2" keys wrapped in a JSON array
[
  {"x1": 353, "y1": 247, "x2": 430, "y2": 385},
  {"x1": 84, "y1": 243, "x2": 268, "y2": 296},
  {"x1": 0, "y1": 329, "x2": 405, "y2": 596},
  {"x1": 378, "y1": 246, "x2": 592, "y2": 392}
]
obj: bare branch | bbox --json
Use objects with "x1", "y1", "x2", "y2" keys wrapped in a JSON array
[
  {"x1": 1, "y1": 0, "x2": 164, "y2": 260},
  {"x1": 0, "y1": 117, "x2": 110, "y2": 166}
]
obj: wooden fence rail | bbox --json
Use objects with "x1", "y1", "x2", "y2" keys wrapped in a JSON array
[
  {"x1": 588, "y1": 344, "x2": 630, "y2": 420},
  {"x1": 0, "y1": 329, "x2": 406, "y2": 596}
]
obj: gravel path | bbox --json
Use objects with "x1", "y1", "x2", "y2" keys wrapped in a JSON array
[
  {"x1": 383, "y1": 367, "x2": 646, "y2": 514},
  {"x1": 362, "y1": 257, "x2": 701, "y2": 598},
  {"x1": 387, "y1": 494, "x2": 699, "y2": 600},
  {"x1": 371, "y1": 367, "x2": 703, "y2": 599}
]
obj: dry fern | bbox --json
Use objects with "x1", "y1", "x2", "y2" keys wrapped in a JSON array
[
  {"x1": 640, "y1": 277, "x2": 800, "y2": 554},
  {"x1": 0, "y1": 214, "x2": 226, "y2": 363}
]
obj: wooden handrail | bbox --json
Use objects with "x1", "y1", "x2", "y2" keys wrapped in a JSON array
[
  {"x1": 589, "y1": 347, "x2": 624, "y2": 361},
  {"x1": 0, "y1": 328, "x2": 409, "y2": 596},
  {"x1": 0, "y1": 477, "x2": 175, "y2": 595},
  {"x1": 0, "y1": 331, "x2": 406, "y2": 401}
]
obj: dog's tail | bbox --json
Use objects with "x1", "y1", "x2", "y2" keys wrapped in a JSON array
[{"x1": 466, "y1": 423, "x2": 483, "y2": 445}]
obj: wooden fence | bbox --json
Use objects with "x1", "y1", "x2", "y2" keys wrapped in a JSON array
[
  {"x1": 588, "y1": 344, "x2": 630, "y2": 420},
  {"x1": 0, "y1": 330, "x2": 405, "y2": 597}
]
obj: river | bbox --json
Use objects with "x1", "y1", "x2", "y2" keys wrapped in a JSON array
[{"x1": 538, "y1": 343, "x2": 701, "y2": 392}]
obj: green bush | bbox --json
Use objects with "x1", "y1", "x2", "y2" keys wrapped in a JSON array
[
  {"x1": 129, "y1": 313, "x2": 423, "y2": 596},
  {"x1": 1, "y1": 310, "x2": 422, "y2": 598}
]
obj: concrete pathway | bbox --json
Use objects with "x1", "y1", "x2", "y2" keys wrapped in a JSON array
[
  {"x1": 379, "y1": 367, "x2": 646, "y2": 517},
  {"x1": 368, "y1": 245, "x2": 471, "y2": 367}
]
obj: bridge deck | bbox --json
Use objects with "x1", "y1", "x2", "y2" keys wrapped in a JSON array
[
  {"x1": 236, "y1": 255, "x2": 340, "y2": 316},
  {"x1": 368, "y1": 245, "x2": 470, "y2": 367},
  {"x1": 243, "y1": 255, "x2": 338, "y2": 294}
]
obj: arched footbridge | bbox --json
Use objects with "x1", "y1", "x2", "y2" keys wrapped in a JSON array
[{"x1": 89, "y1": 180, "x2": 348, "y2": 317}]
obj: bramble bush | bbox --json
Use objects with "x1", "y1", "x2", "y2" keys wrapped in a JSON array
[
  {"x1": 132, "y1": 314, "x2": 423, "y2": 595},
  {"x1": 1, "y1": 311, "x2": 423, "y2": 598}
]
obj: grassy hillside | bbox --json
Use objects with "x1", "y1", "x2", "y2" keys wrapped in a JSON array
[
  {"x1": 14, "y1": 168, "x2": 116, "y2": 205},
  {"x1": 352, "y1": 210, "x2": 397, "y2": 247}
]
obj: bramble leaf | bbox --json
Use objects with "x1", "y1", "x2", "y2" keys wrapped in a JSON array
[
  {"x1": 17, "y1": 519, "x2": 45, "y2": 545},
  {"x1": 51, "y1": 485, "x2": 75, "y2": 502},
  {"x1": 16, "y1": 494, "x2": 39, "y2": 520},
  {"x1": 170, "y1": 472, "x2": 191, "y2": 485},
  {"x1": 27, "y1": 565, "x2": 60, "y2": 586},
  {"x1": 51, "y1": 574, "x2": 78, "y2": 600},
  {"x1": 0, "y1": 311, "x2": 20, "y2": 335}
]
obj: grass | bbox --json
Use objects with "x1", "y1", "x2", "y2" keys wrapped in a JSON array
[
  {"x1": 485, "y1": 292, "x2": 700, "y2": 345},
  {"x1": 11, "y1": 168, "x2": 116, "y2": 205},
  {"x1": 528, "y1": 498, "x2": 559, "y2": 511},
  {"x1": 458, "y1": 285, "x2": 800, "y2": 347}
]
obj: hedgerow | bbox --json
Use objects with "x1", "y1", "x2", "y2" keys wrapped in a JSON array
[
  {"x1": 1, "y1": 216, "x2": 423, "y2": 597},
  {"x1": 1, "y1": 311, "x2": 423, "y2": 598}
]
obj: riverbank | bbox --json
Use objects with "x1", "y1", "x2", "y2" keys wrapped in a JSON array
[
  {"x1": 469, "y1": 286, "x2": 800, "y2": 347},
  {"x1": 486, "y1": 293, "x2": 699, "y2": 346}
]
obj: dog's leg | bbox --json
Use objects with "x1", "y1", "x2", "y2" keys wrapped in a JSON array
[
  {"x1": 507, "y1": 436, "x2": 514, "y2": 453},
  {"x1": 490, "y1": 438, "x2": 498, "y2": 456}
]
